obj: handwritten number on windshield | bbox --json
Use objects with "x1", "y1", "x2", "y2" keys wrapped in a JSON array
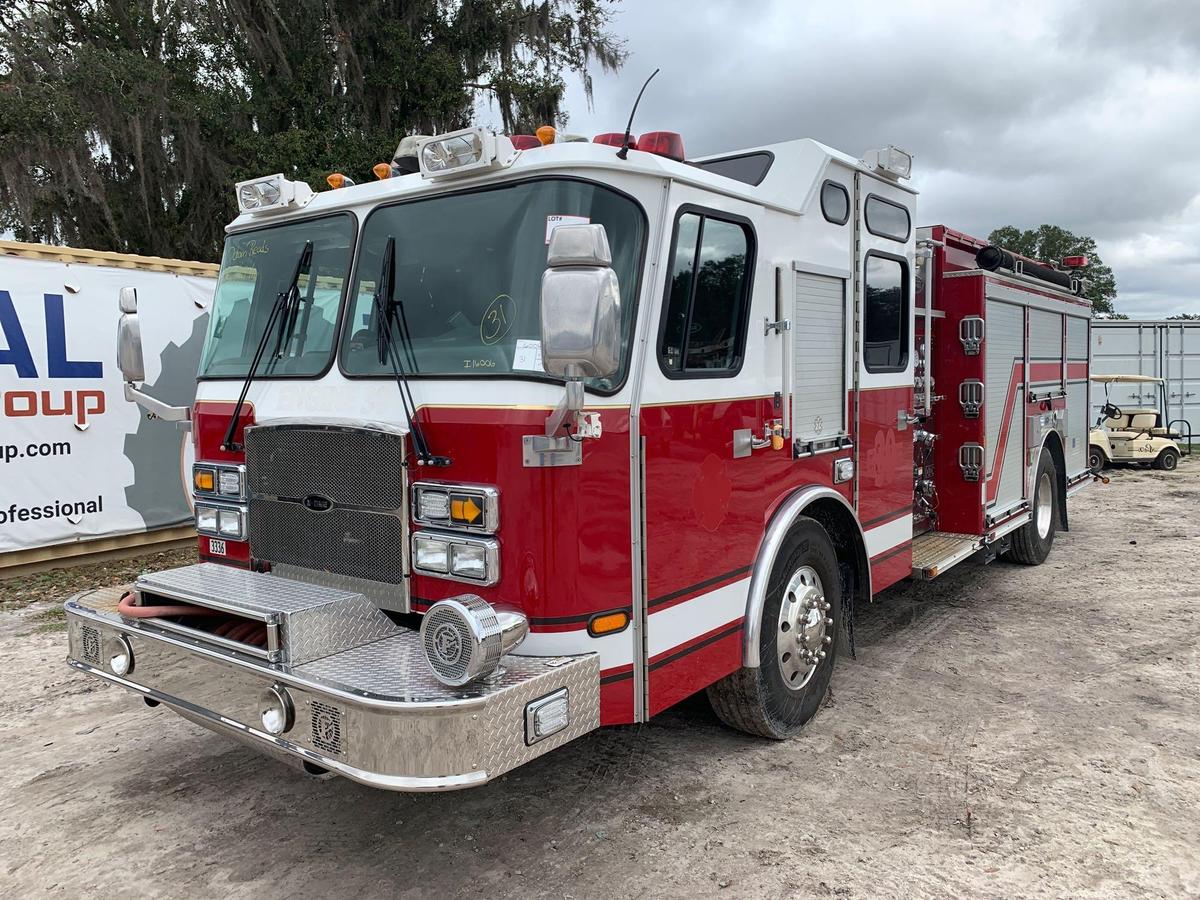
[{"x1": 480, "y1": 294, "x2": 516, "y2": 345}]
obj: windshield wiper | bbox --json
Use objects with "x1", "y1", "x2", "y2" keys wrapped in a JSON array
[
  {"x1": 372, "y1": 235, "x2": 450, "y2": 467},
  {"x1": 221, "y1": 241, "x2": 313, "y2": 452}
]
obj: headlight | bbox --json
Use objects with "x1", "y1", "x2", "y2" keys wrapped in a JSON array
[
  {"x1": 417, "y1": 489, "x2": 450, "y2": 521},
  {"x1": 411, "y1": 482, "x2": 499, "y2": 532},
  {"x1": 411, "y1": 531, "x2": 499, "y2": 585},
  {"x1": 451, "y1": 543, "x2": 487, "y2": 580},
  {"x1": 414, "y1": 535, "x2": 450, "y2": 573},
  {"x1": 218, "y1": 507, "x2": 244, "y2": 539},
  {"x1": 196, "y1": 505, "x2": 218, "y2": 533},
  {"x1": 238, "y1": 179, "x2": 281, "y2": 209},
  {"x1": 218, "y1": 467, "x2": 244, "y2": 498}
]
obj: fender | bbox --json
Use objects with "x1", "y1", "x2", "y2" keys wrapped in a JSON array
[{"x1": 742, "y1": 485, "x2": 871, "y2": 668}]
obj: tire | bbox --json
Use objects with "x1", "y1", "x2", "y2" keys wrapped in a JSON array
[
  {"x1": 1007, "y1": 448, "x2": 1057, "y2": 565},
  {"x1": 1088, "y1": 445, "x2": 1106, "y2": 473},
  {"x1": 707, "y1": 518, "x2": 841, "y2": 739},
  {"x1": 1154, "y1": 447, "x2": 1180, "y2": 471}
]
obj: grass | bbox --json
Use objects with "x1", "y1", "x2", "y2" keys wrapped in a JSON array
[{"x1": 0, "y1": 546, "x2": 199, "y2": 614}]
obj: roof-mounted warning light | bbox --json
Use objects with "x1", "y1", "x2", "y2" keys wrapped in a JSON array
[
  {"x1": 1062, "y1": 255, "x2": 1090, "y2": 269},
  {"x1": 510, "y1": 135, "x2": 540, "y2": 150},
  {"x1": 593, "y1": 132, "x2": 633, "y2": 149},
  {"x1": 638, "y1": 131, "x2": 685, "y2": 162}
]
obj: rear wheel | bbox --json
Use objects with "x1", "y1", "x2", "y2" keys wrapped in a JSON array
[
  {"x1": 707, "y1": 518, "x2": 841, "y2": 739},
  {"x1": 1007, "y1": 449, "x2": 1057, "y2": 565},
  {"x1": 1088, "y1": 445, "x2": 1106, "y2": 473},
  {"x1": 1154, "y1": 447, "x2": 1180, "y2": 471}
]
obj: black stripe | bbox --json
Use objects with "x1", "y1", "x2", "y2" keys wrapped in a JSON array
[
  {"x1": 649, "y1": 620, "x2": 743, "y2": 672},
  {"x1": 599, "y1": 670, "x2": 634, "y2": 686},
  {"x1": 648, "y1": 566, "x2": 751, "y2": 609},
  {"x1": 870, "y1": 540, "x2": 912, "y2": 565},
  {"x1": 861, "y1": 505, "x2": 911, "y2": 529}
]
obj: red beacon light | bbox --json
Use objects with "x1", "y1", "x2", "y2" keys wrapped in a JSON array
[
  {"x1": 593, "y1": 132, "x2": 634, "y2": 150},
  {"x1": 1062, "y1": 255, "x2": 1090, "y2": 269},
  {"x1": 637, "y1": 131, "x2": 685, "y2": 162},
  {"x1": 510, "y1": 135, "x2": 541, "y2": 150}
]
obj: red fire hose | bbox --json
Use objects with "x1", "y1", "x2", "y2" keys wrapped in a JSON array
[
  {"x1": 117, "y1": 591, "x2": 225, "y2": 619},
  {"x1": 117, "y1": 592, "x2": 269, "y2": 647}
]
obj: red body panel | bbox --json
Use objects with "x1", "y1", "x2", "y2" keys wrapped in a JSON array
[
  {"x1": 193, "y1": 401, "x2": 254, "y2": 565},
  {"x1": 640, "y1": 395, "x2": 850, "y2": 712},
  {"x1": 856, "y1": 385, "x2": 914, "y2": 592}
]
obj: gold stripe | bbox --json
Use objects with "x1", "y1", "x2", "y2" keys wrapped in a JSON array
[{"x1": 0, "y1": 240, "x2": 218, "y2": 278}]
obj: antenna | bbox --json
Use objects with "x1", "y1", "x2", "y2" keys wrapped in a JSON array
[{"x1": 616, "y1": 68, "x2": 660, "y2": 160}]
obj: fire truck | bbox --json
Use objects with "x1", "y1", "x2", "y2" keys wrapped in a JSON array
[{"x1": 64, "y1": 125, "x2": 1094, "y2": 791}]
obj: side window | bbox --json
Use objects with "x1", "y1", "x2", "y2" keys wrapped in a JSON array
[
  {"x1": 864, "y1": 195, "x2": 911, "y2": 241},
  {"x1": 820, "y1": 181, "x2": 849, "y2": 225},
  {"x1": 863, "y1": 255, "x2": 908, "y2": 372},
  {"x1": 659, "y1": 211, "x2": 754, "y2": 376}
]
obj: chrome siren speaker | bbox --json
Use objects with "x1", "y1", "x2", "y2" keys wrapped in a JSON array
[{"x1": 420, "y1": 596, "x2": 529, "y2": 687}]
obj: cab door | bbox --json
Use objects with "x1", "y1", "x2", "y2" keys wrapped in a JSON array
[
  {"x1": 853, "y1": 175, "x2": 917, "y2": 592},
  {"x1": 638, "y1": 187, "x2": 780, "y2": 716}
]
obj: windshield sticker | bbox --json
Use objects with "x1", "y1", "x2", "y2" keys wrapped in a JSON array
[
  {"x1": 512, "y1": 338, "x2": 544, "y2": 372},
  {"x1": 545, "y1": 215, "x2": 590, "y2": 244},
  {"x1": 231, "y1": 239, "x2": 270, "y2": 262},
  {"x1": 480, "y1": 294, "x2": 516, "y2": 345}
]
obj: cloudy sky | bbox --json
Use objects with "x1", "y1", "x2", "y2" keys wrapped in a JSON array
[{"x1": 521, "y1": 0, "x2": 1200, "y2": 318}]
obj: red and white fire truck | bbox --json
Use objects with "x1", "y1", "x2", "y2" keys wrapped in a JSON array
[{"x1": 65, "y1": 125, "x2": 1093, "y2": 790}]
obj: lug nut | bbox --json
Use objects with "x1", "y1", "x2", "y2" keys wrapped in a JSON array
[
  {"x1": 823, "y1": 635, "x2": 832, "y2": 645},
  {"x1": 824, "y1": 617, "x2": 833, "y2": 626},
  {"x1": 817, "y1": 650, "x2": 826, "y2": 660}
]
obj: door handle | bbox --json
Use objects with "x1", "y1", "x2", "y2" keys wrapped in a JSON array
[
  {"x1": 732, "y1": 427, "x2": 775, "y2": 458},
  {"x1": 897, "y1": 409, "x2": 919, "y2": 431}
]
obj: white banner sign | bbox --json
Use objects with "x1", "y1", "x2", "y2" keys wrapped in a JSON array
[{"x1": 0, "y1": 251, "x2": 213, "y2": 553}]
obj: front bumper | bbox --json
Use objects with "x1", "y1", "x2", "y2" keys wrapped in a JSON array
[{"x1": 65, "y1": 586, "x2": 599, "y2": 791}]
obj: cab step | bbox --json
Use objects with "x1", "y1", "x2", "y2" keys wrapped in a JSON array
[{"x1": 910, "y1": 531, "x2": 983, "y2": 580}]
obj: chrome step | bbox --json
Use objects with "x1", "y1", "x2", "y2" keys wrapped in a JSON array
[
  {"x1": 135, "y1": 563, "x2": 399, "y2": 665},
  {"x1": 910, "y1": 531, "x2": 983, "y2": 580}
]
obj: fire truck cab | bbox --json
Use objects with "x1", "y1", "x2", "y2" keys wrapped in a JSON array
[{"x1": 65, "y1": 127, "x2": 1093, "y2": 790}]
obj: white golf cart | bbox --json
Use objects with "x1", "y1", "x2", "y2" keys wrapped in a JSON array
[{"x1": 1088, "y1": 374, "x2": 1191, "y2": 472}]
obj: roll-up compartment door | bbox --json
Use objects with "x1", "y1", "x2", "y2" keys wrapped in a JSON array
[{"x1": 792, "y1": 271, "x2": 847, "y2": 447}]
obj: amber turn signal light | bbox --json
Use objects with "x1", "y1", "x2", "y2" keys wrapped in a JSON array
[
  {"x1": 536, "y1": 125, "x2": 556, "y2": 146},
  {"x1": 327, "y1": 172, "x2": 355, "y2": 189},
  {"x1": 588, "y1": 610, "x2": 630, "y2": 637},
  {"x1": 373, "y1": 162, "x2": 392, "y2": 180}
]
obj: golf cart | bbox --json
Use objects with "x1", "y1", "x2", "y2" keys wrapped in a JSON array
[{"x1": 1088, "y1": 374, "x2": 1191, "y2": 472}]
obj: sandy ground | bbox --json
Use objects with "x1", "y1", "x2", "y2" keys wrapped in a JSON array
[{"x1": 1, "y1": 462, "x2": 1198, "y2": 899}]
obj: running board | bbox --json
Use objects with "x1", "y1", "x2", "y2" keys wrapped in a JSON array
[{"x1": 910, "y1": 531, "x2": 983, "y2": 580}]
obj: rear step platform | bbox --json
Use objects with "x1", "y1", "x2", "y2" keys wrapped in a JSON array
[
  {"x1": 135, "y1": 563, "x2": 399, "y2": 665},
  {"x1": 910, "y1": 531, "x2": 983, "y2": 580}
]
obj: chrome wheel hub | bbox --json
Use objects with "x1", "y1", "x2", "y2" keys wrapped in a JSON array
[
  {"x1": 1035, "y1": 471, "x2": 1053, "y2": 539},
  {"x1": 776, "y1": 566, "x2": 832, "y2": 691}
]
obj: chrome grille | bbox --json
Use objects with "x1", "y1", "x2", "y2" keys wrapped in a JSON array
[
  {"x1": 244, "y1": 424, "x2": 408, "y2": 597},
  {"x1": 310, "y1": 699, "x2": 344, "y2": 755}
]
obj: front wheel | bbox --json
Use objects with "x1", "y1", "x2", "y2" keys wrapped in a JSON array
[
  {"x1": 1007, "y1": 448, "x2": 1058, "y2": 565},
  {"x1": 1088, "y1": 445, "x2": 1106, "y2": 473},
  {"x1": 1154, "y1": 447, "x2": 1180, "y2": 471},
  {"x1": 707, "y1": 518, "x2": 841, "y2": 739}
]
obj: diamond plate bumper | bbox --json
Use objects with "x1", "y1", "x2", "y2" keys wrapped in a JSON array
[{"x1": 64, "y1": 586, "x2": 600, "y2": 792}]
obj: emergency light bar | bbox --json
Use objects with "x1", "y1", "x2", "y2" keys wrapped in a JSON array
[
  {"x1": 234, "y1": 174, "x2": 314, "y2": 215},
  {"x1": 862, "y1": 145, "x2": 913, "y2": 180},
  {"x1": 417, "y1": 127, "x2": 517, "y2": 179}
]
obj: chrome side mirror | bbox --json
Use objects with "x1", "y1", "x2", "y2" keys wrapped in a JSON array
[
  {"x1": 117, "y1": 287, "x2": 145, "y2": 382},
  {"x1": 115, "y1": 286, "x2": 190, "y2": 424},
  {"x1": 540, "y1": 224, "x2": 621, "y2": 381}
]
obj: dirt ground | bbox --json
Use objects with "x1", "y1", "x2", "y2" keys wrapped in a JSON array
[{"x1": 1, "y1": 462, "x2": 1198, "y2": 900}]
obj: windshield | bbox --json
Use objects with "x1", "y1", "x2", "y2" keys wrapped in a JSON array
[
  {"x1": 200, "y1": 213, "x2": 355, "y2": 377},
  {"x1": 340, "y1": 178, "x2": 646, "y2": 390}
]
